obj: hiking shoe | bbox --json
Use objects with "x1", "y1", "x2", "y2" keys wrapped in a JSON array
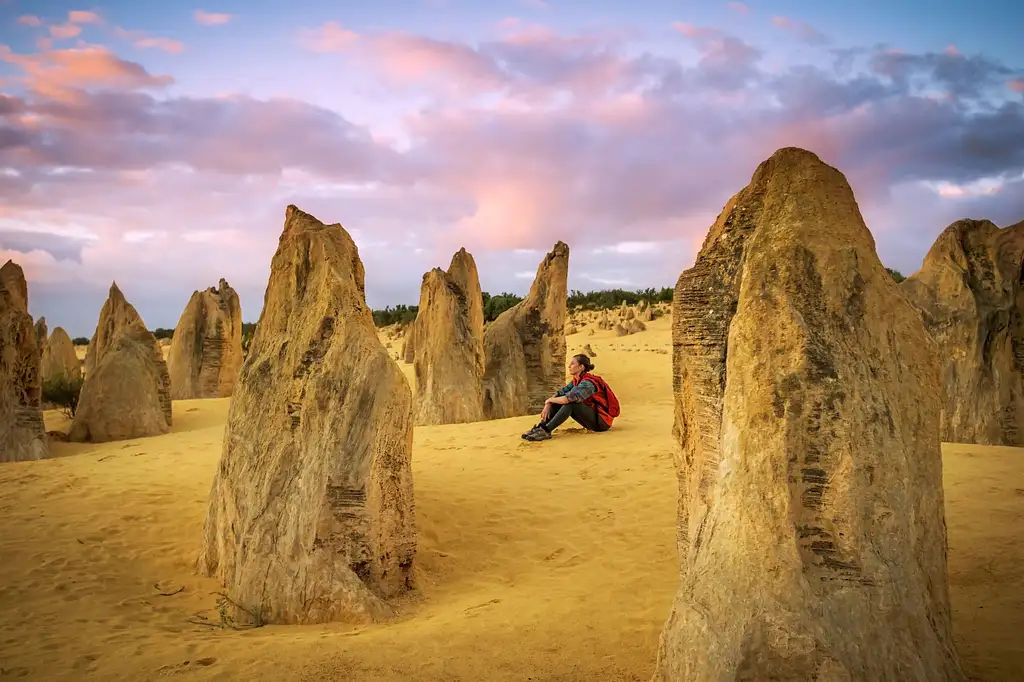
[
  {"x1": 524, "y1": 427, "x2": 552, "y2": 442},
  {"x1": 521, "y1": 424, "x2": 544, "y2": 439}
]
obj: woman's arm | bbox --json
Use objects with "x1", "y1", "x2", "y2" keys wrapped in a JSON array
[{"x1": 547, "y1": 380, "x2": 597, "y2": 405}]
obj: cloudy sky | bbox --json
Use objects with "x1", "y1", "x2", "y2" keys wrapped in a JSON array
[{"x1": 1, "y1": 0, "x2": 1023, "y2": 337}]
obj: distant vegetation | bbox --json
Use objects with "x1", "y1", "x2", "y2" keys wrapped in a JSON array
[
  {"x1": 72, "y1": 337, "x2": 89, "y2": 345},
  {"x1": 241, "y1": 322, "x2": 257, "y2": 354},
  {"x1": 41, "y1": 374, "x2": 84, "y2": 419},
  {"x1": 482, "y1": 292, "x2": 523, "y2": 322},
  {"x1": 370, "y1": 291, "x2": 528, "y2": 328},
  {"x1": 567, "y1": 287, "x2": 673, "y2": 311},
  {"x1": 67, "y1": 273, "x2": 910, "y2": 344},
  {"x1": 371, "y1": 304, "x2": 419, "y2": 328}
]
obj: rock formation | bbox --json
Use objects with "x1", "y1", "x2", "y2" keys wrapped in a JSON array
[
  {"x1": 40, "y1": 327, "x2": 81, "y2": 383},
  {"x1": 167, "y1": 279, "x2": 244, "y2": 399},
  {"x1": 481, "y1": 242, "x2": 569, "y2": 419},
  {"x1": 34, "y1": 316, "x2": 47, "y2": 348},
  {"x1": 197, "y1": 205, "x2": 416, "y2": 625},
  {"x1": 402, "y1": 324, "x2": 417, "y2": 364},
  {"x1": 654, "y1": 148, "x2": 964, "y2": 681},
  {"x1": 69, "y1": 283, "x2": 173, "y2": 443},
  {"x1": 900, "y1": 219, "x2": 1024, "y2": 446},
  {"x1": 412, "y1": 248, "x2": 485, "y2": 425},
  {"x1": 0, "y1": 260, "x2": 48, "y2": 462}
]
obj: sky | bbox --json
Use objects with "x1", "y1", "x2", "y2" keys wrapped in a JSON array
[{"x1": 1, "y1": 1, "x2": 1023, "y2": 337}]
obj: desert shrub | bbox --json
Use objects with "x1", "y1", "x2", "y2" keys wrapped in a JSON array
[
  {"x1": 481, "y1": 292, "x2": 523, "y2": 322},
  {"x1": 371, "y1": 305, "x2": 419, "y2": 327},
  {"x1": 239, "y1": 322, "x2": 258, "y2": 357},
  {"x1": 565, "y1": 287, "x2": 674, "y2": 311},
  {"x1": 72, "y1": 337, "x2": 89, "y2": 345},
  {"x1": 886, "y1": 268, "x2": 906, "y2": 283},
  {"x1": 152, "y1": 327, "x2": 174, "y2": 340},
  {"x1": 41, "y1": 374, "x2": 84, "y2": 419}
]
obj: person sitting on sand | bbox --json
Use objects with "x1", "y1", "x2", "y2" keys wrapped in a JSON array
[{"x1": 521, "y1": 354, "x2": 618, "y2": 442}]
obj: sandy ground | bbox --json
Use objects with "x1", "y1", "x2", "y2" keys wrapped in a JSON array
[{"x1": 4, "y1": 316, "x2": 1022, "y2": 681}]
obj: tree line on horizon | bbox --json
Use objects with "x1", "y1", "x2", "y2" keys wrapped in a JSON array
[{"x1": 69, "y1": 271, "x2": 907, "y2": 346}]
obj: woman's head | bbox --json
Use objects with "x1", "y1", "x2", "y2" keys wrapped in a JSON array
[{"x1": 569, "y1": 354, "x2": 595, "y2": 376}]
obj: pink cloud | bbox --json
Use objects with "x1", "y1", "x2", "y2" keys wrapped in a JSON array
[
  {"x1": 672, "y1": 22, "x2": 718, "y2": 40},
  {"x1": 727, "y1": 2, "x2": 749, "y2": 15},
  {"x1": 301, "y1": 21, "x2": 359, "y2": 52},
  {"x1": 50, "y1": 24, "x2": 83, "y2": 40},
  {"x1": 194, "y1": 10, "x2": 232, "y2": 26},
  {"x1": 303, "y1": 21, "x2": 646, "y2": 103},
  {"x1": 1009, "y1": 78, "x2": 1024, "y2": 93},
  {"x1": 369, "y1": 32, "x2": 501, "y2": 88},
  {"x1": 134, "y1": 37, "x2": 186, "y2": 53},
  {"x1": 770, "y1": 16, "x2": 829, "y2": 45},
  {"x1": 944, "y1": 44, "x2": 961, "y2": 56},
  {"x1": 68, "y1": 11, "x2": 103, "y2": 24},
  {"x1": 17, "y1": 15, "x2": 42, "y2": 27},
  {"x1": 0, "y1": 45, "x2": 174, "y2": 100},
  {"x1": 672, "y1": 22, "x2": 761, "y2": 80}
]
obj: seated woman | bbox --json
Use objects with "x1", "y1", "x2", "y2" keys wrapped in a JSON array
[{"x1": 522, "y1": 354, "x2": 616, "y2": 442}]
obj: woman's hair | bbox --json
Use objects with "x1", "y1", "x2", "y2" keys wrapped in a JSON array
[{"x1": 572, "y1": 354, "x2": 595, "y2": 373}]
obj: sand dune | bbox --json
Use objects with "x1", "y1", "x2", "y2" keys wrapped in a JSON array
[{"x1": 3, "y1": 317, "x2": 1022, "y2": 681}]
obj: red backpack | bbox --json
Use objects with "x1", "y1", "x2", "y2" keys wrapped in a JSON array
[{"x1": 582, "y1": 373, "x2": 620, "y2": 419}]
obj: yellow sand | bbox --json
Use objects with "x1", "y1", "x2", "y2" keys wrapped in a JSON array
[{"x1": 4, "y1": 316, "x2": 1022, "y2": 681}]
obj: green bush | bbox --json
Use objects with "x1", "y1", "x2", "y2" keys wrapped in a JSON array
[
  {"x1": 886, "y1": 268, "x2": 906, "y2": 283},
  {"x1": 42, "y1": 374, "x2": 84, "y2": 419},
  {"x1": 371, "y1": 305, "x2": 419, "y2": 327},
  {"x1": 481, "y1": 292, "x2": 523, "y2": 322}
]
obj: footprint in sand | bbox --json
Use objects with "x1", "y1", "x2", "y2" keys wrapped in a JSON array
[
  {"x1": 157, "y1": 657, "x2": 218, "y2": 674},
  {"x1": 0, "y1": 666, "x2": 32, "y2": 678},
  {"x1": 543, "y1": 548, "x2": 565, "y2": 561},
  {"x1": 464, "y1": 598, "x2": 501, "y2": 613}
]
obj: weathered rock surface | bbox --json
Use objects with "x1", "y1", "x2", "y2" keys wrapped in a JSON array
[
  {"x1": 167, "y1": 279, "x2": 244, "y2": 399},
  {"x1": 412, "y1": 248, "x2": 485, "y2": 425},
  {"x1": 34, "y1": 316, "x2": 47, "y2": 348},
  {"x1": 900, "y1": 219, "x2": 1024, "y2": 446},
  {"x1": 402, "y1": 324, "x2": 417, "y2": 364},
  {"x1": 481, "y1": 242, "x2": 569, "y2": 419},
  {"x1": 197, "y1": 205, "x2": 416, "y2": 625},
  {"x1": 69, "y1": 283, "x2": 172, "y2": 443},
  {"x1": 0, "y1": 261, "x2": 48, "y2": 462},
  {"x1": 655, "y1": 148, "x2": 964, "y2": 681},
  {"x1": 41, "y1": 327, "x2": 81, "y2": 383}
]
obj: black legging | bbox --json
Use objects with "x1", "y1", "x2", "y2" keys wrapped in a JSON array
[{"x1": 541, "y1": 402, "x2": 610, "y2": 433}]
